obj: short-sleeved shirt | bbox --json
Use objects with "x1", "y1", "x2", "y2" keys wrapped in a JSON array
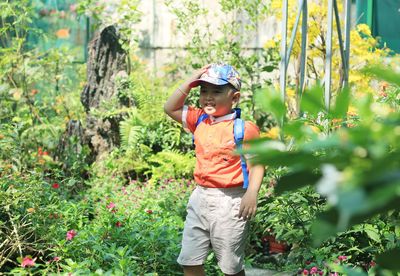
[{"x1": 182, "y1": 105, "x2": 260, "y2": 188}]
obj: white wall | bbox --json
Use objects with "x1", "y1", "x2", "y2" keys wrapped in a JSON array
[{"x1": 135, "y1": 0, "x2": 278, "y2": 69}]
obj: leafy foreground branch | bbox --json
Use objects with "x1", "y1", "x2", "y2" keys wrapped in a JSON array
[{"x1": 245, "y1": 66, "x2": 400, "y2": 275}]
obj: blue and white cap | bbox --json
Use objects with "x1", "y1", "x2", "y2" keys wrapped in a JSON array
[{"x1": 189, "y1": 63, "x2": 241, "y2": 90}]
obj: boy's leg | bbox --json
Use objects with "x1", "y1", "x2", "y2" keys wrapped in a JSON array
[
  {"x1": 183, "y1": 265, "x2": 206, "y2": 276},
  {"x1": 183, "y1": 265, "x2": 244, "y2": 276},
  {"x1": 208, "y1": 190, "x2": 249, "y2": 275},
  {"x1": 177, "y1": 187, "x2": 210, "y2": 269},
  {"x1": 224, "y1": 269, "x2": 245, "y2": 276}
]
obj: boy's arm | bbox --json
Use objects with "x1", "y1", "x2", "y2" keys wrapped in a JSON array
[
  {"x1": 164, "y1": 65, "x2": 210, "y2": 123},
  {"x1": 239, "y1": 163, "x2": 265, "y2": 220}
]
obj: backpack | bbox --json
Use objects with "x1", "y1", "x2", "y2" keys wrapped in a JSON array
[{"x1": 193, "y1": 108, "x2": 249, "y2": 189}]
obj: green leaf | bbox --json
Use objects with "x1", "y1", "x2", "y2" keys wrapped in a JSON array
[
  {"x1": 263, "y1": 65, "x2": 276, "y2": 72},
  {"x1": 275, "y1": 170, "x2": 321, "y2": 195},
  {"x1": 361, "y1": 66, "x2": 400, "y2": 87},
  {"x1": 284, "y1": 120, "x2": 305, "y2": 140},
  {"x1": 363, "y1": 224, "x2": 381, "y2": 243},
  {"x1": 335, "y1": 265, "x2": 368, "y2": 276},
  {"x1": 251, "y1": 150, "x2": 320, "y2": 169},
  {"x1": 330, "y1": 86, "x2": 350, "y2": 118},
  {"x1": 376, "y1": 248, "x2": 400, "y2": 271},
  {"x1": 312, "y1": 209, "x2": 340, "y2": 246},
  {"x1": 301, "y1": 133, "x2": 343, "y2": 152},
  {"x1": 300, "y1": 85, "x2": 325, "y2": 116},
  {"x1": 254, "y1": 87, "x2": 286, "y2": 123}
]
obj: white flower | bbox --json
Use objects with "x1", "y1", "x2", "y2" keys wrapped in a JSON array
[{"x1": 316, "y1": 164, "x2": 342, "y2": 205}]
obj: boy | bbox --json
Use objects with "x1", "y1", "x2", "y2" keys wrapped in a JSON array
[{"x1": 164, "y1": 63, "x2": 264, "y2": 276}]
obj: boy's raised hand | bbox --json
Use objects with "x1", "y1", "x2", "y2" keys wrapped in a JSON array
[
  {"x1": 164, "y1": 64, "x2": 211, "y2": 123},
  {"x1": 182, "y1": 64, "x2": 211, "y2": 88}
]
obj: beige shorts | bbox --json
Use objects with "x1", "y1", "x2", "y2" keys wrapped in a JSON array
[{"x1": 177, "y1": 185, "x2": 249, "y2": 275}]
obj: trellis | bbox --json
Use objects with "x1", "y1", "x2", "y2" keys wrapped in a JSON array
[{"x1": 279, "y1": 0, "x2": 352, "y2": 111}]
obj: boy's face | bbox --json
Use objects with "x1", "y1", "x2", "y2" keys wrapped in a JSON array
[{"x1": 199, "y1": 82, "x2": 240, "y2": 117}]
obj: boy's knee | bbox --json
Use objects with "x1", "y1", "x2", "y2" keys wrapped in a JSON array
[{"x1": 182, "y1": 265, "x2": 205, "y2": 276}]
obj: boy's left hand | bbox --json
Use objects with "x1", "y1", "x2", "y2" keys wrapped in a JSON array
[{"x1": 238, "y1": 190, "x2": 258, "y2": 220}]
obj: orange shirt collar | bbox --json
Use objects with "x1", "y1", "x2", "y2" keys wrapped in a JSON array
[{"x1": 209, "y1": 111, "x2": 236, "y2": 125}]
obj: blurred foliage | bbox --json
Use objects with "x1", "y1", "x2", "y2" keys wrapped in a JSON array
[
  {"x1": 0, "y1": 0, "x2": 86, "y2": 175},
  {"x1": 246, "y1": 66, "x2": 400, "y2": 274}
]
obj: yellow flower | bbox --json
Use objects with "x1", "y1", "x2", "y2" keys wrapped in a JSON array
[
  {"x1": 347, "y1": 106, "x2": 358, "y2": 117},
  {"x1": 264, "y1": 39, "x2": 277, "y2": 49},
  {"x1": 11, "y1": 88, "x2": 22, "y2": 101},
  {"x1": 262, "y1": 126, "x2": 280, "y2": 140},
  {"x1": 356, "y1": 24, "x2": 371, "y2": 36},
  {"x1": 310, "y1": 125, "x2": 321, "y2": 133},
  {"x1": 286, "y1": 88, "x2": 296, "y2": 98},
  {"x1": 27, "y1": 208, "x2": 35, "y2": 213}
]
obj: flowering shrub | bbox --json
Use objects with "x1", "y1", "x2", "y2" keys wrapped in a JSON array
[
  {"x1": 36, "y1": 178, "x2": 196, "y2": 275},
  {"x1": 0, "y1": 171, "x2": 90, "y2": 273}
]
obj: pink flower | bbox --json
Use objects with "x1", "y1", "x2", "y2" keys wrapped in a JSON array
[
  {"x1": 369, "y1": 260, "x2": 376, "y2": 267},
  {"x1": 330, "y1": 273, "x2": 339, "y2": 276},
  {"x1": 146, "y1": 209, "x2": 153, "y2": 214},
  {"x1": 106, "y1": 202, "x2": 116, "y2": 209},
  {"x1": 318, "y1": 272, "x2": 323, "y2": 276},
  {"x1": 115, "y1": 221, "x2": 122, "y2": 227},
  {"x1": 66, "y1": 229, "x2": 77, "y2": 240},
  {"x1": 338, "y1": 255, "x2": 347, "y2": 261},
  {"x1": 47, "y1": 256, "x2": 60, "y2": 263},
  {"x1": 310, "y1": 267, "x2": 318, "y2": 274},
  {"x1": 303, "y1": 269, "x2": 309, "y2": 275},
  {"x1": 21, "y1": 256, "x2": 36, "y2": 267},
  {"x1": 52, "y1": 183, "x2": 60, "y2": 189}
]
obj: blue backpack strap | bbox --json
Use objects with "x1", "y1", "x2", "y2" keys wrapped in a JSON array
[
  {"x1": 234, "y1": 118, "x2": 249, "y2": 189},
  {"x1": 233, "y1": 107, "x2": 241, "y2": 119},
  {"x1": 193, "y1": 114, "x2": 209, "y2": 144},
  {"x1": 195, "y1": 114, "x2": 209, "y2": 127}
]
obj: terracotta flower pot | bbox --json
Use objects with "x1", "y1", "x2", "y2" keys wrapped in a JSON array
[
  {"x1": 269, "y1": 240, "x2": 288, "y2": 253},
  {"x1": 261, "y1": 234, "x2": 289, "y2": 254}
]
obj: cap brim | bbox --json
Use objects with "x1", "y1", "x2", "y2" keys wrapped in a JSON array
[
  {"x1": 188, "y1": 79, "x2": 202, "y2": 88},
  {"x1": 189, "y1": 78, "x2": 229, "y2": 88}
]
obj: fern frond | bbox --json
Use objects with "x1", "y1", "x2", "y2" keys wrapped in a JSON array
[{"x1": 147, "y1": 150, "x2": 195, "y2": 184}]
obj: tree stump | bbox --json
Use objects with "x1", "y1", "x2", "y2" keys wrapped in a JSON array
[{"x1": 80, "y1": 25, "x2": 131, "y2": 162}]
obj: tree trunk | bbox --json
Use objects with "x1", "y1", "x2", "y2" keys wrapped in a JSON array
[
  {"x1": 57, "y1": 25, "x2": 132, "y2": 166},
  {"x1": 80, "y1": 25, "x2": 131, "y2": 162}
]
